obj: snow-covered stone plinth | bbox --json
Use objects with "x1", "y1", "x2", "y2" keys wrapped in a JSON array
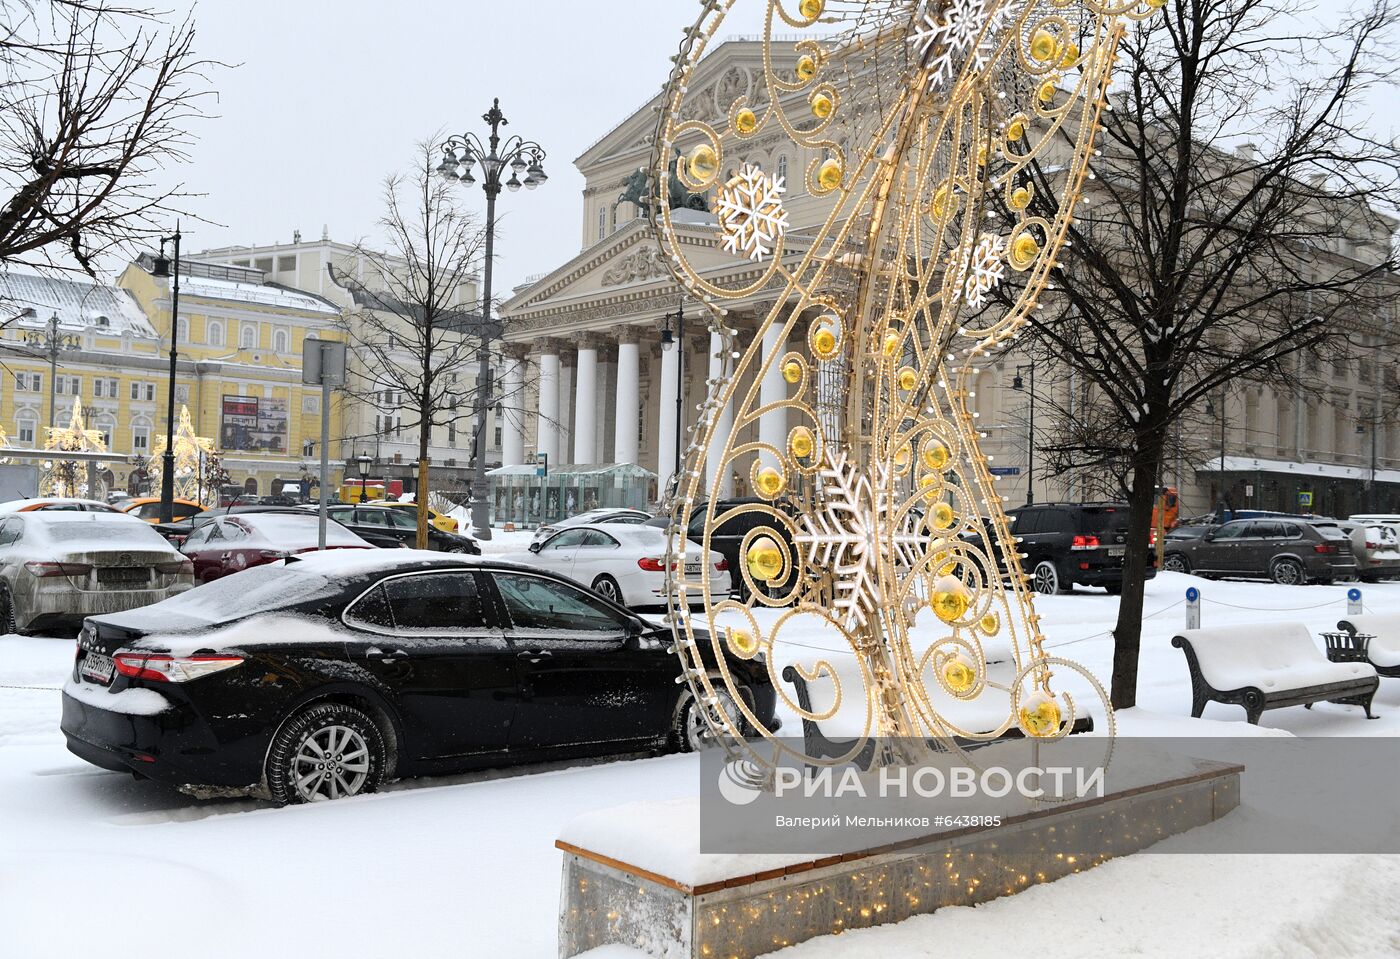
[{"x1": 556, "y1": 758, "x2": 1241, "y2": 958}]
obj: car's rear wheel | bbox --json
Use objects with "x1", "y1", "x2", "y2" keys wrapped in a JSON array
[
  {"x1": 1032, "y1": 560, "x2": 1065, "y2": 595},
  {"x1": 0, "y1": 583, "x2": 18, "y2": 635},
  {"x1": 266, "y1": 703, "x2": 385, "y2": 805},
  {"x1": 1270, "y1": 557, "x2": 1305, "y2": 586},
  {"x1": 1162, "y1": 553, "x2": 1190, "y2": 574},
  {"x1": 591, "y1": 575, "x2": 623, "y2": 604},
  {"x1": 674, "y1": 687, "x2": 742, "y2": 752}
]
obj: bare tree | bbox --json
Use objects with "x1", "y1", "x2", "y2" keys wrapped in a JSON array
[
  {"x1": 331, "y1": 142, "x2": 522, "y2": 548},
  {"x1": 0, "y1": 1, "x2": 216, "y2": 275},
  {"x1": 1000, "y1": 0, "x2": 1400, "y2": 708}
]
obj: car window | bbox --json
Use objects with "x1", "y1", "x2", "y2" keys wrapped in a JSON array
[
  {"x1": 0, "y1": 519, "x2": 16, "y2": 547},
  {"x1": 223, "y1": 522, "x2": 249, "y2": 542},
  {"x1": 608, "y1": 514, "x2": 646, "y2": 525},
  {"x1": 580, "y1": 530, "x2": 618, "y2": 547},
  {"x1": 131, "y1": 502, "x2": 161, "y2": 519},
  {"x1": 493, "y1": 572, "x2": 627, "y2": 634},
  {"x1": 383, "y1": 573, "x2": 487, "y2": 632},
  {"x1": 345, "y1": 583, "x2": 395, "y2": 630},
  {"x1": 1212, "y1": 523, "x2": 1246, "y2": 541},
  {"x1": 354, "y1": 509, "x2": 391, "y2": 528},
  {"x1": 183, "y1": 525, "x2": 211, "y2": 548},
  {"x1": 544, "y1": 529, "x2": 589, "y2": 550},
  {"x1": 1255, "y1": 522, "x2": 1285, "y2": 539},
  {"x1": 1014, "y1": 510, "x2": 1041, "y2": 534},
  {"x1": 381, "y1": 509, "x2": 417, "y2": 530},
  {"x1": 1281, "y1": 524, "x2": 1302, "y2": 538}
]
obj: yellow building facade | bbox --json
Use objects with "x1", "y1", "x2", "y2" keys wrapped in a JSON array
[{"x1": 0, "y1": 263, "x2": 348, "y2": 501}]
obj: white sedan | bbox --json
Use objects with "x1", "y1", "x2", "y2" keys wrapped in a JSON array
[
  {"x1": 530, "y1": 508, "x2": 652, "y2": 547},
  {"x1": 520, "y1": 522, "x2": 730, "y2": 607}
]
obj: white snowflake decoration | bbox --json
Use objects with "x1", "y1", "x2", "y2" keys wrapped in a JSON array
[
  {"x1": 909, "y1": 0, "x2": 1012, "y2": 91},
  {"x1": 957, "y1": 233, "x2": 1007, "y2": 307},
  {"x1": 794, "y1": 450, "x2": 924, "y2": 629},
  {"x1": 714, "y1": 163, "x2": 790, "y2": 262}
]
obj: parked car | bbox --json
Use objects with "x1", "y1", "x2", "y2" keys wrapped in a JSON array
[
  {"x1": 0, "y1": 511, "x2": 192, "y2": 633},
  {"x1": 0, "y1": 497, "x2": 120, "y2": 513},
  {"x1": 380, "y1": 501, "x2": 460, "y2": 533},
  {"x1": 644, "y1": 498, "x2": 799, "y2": 601},
  {"x1": 151, "y1": 505, "x2": 307, "y2": 548},
  {"x1": 522, "y1": 522, "x2": 730, "y2": 606},
  {"x1": 1161, "y1": 518, "x2": 1356, "y2": 584},
  {"x1": 1007, "y1": 502, "x2": 1154, "y2": 595},
  {"x1": 532, "y1": 507, "x2": 652, "y2": 546},
  {"x1": 61, "y1": 551, "x2": 777, "y2": 803},
  {"x1": 1309, "y1": 520, "x2": 1400, "y2": 582},
  {"x1": 315, "y1": 504, "x2": 480, "y2": 553},
  {"x1": 122, "y1": 497, "x2": 205, "y2": 523},
  {"x1": 180, "y1": 512, "x2": 371, "y2": 582}
]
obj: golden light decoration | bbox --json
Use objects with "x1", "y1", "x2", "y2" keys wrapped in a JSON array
[
  {"x1": 651, "y1": 0, "x2": 1149, "y2": 771},
  {"x1": 40, "y1": 399, "x2": 107, "y2": 498},
  {"x1": 148, "y1": 405, "x2": 217, "y2": 504}
]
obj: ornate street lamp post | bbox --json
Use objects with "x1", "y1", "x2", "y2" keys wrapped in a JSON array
[
  {"x1": 22, "y1": 312, "x2": 81, "y2": 429},
  {"x1": 439, "y1": 98, "x2": 547, "y2": 541},
  {"x1": 660, "y1": 301, "x2": 685, "y2": 498},
  {"x1": 1012, "y1": 364, "x2": 1035, "y2": 505},
  {"x1": 151, "y1": 227, "x2": 183, "y2": 524},
  {"x1": 356, "y1": 450, "x2": 372, "y2": 504}
]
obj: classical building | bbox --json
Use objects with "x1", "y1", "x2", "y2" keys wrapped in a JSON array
[{"x1": 495, "y1": 38, "x2": 1399, "y2": 522}]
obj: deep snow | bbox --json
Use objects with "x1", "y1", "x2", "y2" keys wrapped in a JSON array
[{"x1": 4, "y1": 541, "x2": 1400, "y2": 958}]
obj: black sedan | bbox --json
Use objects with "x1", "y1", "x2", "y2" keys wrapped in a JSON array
[
  {"x1": 316, "y1": 504, "x2": 480, "y2": 554},
  {"x1": 60, "y1": 552, "x2": 776, "y2": 803}
]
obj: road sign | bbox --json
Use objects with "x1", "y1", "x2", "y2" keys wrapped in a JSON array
[
  {"x1": 1348, "y1": 587, "x2": 1363, "y2": 616},
  {"x1": 988, "y1": 466, "x2": 1021, "y2": 476},
  {"x1": 1245, "y1": 484, "x2": 1254, "y2": 497},
  {"x1": 1185, "y1": 586, "x2": 1200, "y2": 629},
  {"x1": 302, "y1": 338, "x2": 346, "y2": 387},
  {"x1": 1298, "y1": 490, "x2": 1313, "y2": 509}
]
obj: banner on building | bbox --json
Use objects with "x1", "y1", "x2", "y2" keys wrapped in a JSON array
[{"x1": 221, "y1": 395, "x2": 288, "y2": 453}]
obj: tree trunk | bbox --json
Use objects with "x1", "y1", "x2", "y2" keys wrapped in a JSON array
[{"x1": 1109, "y1": 425, "x2": 1169, "y2": 710}]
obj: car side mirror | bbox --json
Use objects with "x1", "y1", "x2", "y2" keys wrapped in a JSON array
[
  {"x1": 1202, "y1": 530, "x2": 1215, "y2": 542},
  {"x1": 527, "y1": 541, "x2": 542, "y2": 553}
]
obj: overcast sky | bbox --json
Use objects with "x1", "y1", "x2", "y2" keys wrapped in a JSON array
[{"x1": 159, "y1": 1, "x2": 772, "y2": 295}]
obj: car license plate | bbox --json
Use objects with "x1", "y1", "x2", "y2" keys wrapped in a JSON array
[
  {"x1": 1106, "y1": 546, "x2": 1125, "y2": 557},
  {"x1": 685, "y1": 563, "x2": 704, "y2": 576},
  {"x1": 98, "y1": 567, "x2": 149, "y2": 586},
  {"x1": 80, "y1": 652, "x2": 115, "y2": 686}
]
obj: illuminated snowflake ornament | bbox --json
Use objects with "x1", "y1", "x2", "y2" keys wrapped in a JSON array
[
  {"x1": 909, "y1": 0, "x2": 1011, "y2": 90},
  {"x1": 714, "y1": 162, "x2": 790, "y2": 261},
  {"x1": 954, "y1": 233, "x2": 1008, "y2": 307}
]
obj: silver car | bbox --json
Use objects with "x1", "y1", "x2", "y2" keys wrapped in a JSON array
[
  {"x1": 530, "y1": 508, "x2": 653, "y2": 547},
  {"x1": 0, "y1": 511, "x2": 194, "y2": 634},
  {"x1": 1311, "y1": 520, "x2": 1400, "y2": 582}
]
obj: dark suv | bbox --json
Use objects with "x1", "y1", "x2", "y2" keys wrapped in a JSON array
[
  {"x1": 1162, "y1": 519, "x2": 1356, "y2": 585},
  {"x1": 1007, "y1": 503, "x2": 1152, "y2": 595}
]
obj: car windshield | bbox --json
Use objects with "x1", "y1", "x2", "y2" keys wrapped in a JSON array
[{"x1": 1077, "y1": 507, "x2": 1129, "y2": 534}]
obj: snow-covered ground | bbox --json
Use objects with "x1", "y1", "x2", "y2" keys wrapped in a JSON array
[{"x1": 4, "y1": 543, "x2": 1400, "y2": 958}]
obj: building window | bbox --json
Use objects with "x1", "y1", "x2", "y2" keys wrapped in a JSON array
[
  {"x1": 177, "y1": 318, "x2": 189, "y2": 344},
  {"x1": 448, "y1": 421, "x2": 457, "y2": 446},
  {"x1": 207, "y1": 320, "x2": 224, "y2": 347},
  {"x1": 95, "y1": 417, "x2": 114, "y2": 448},
  {"x1": 56, "y1": 375, "x2": 81, "y2": 396},
  {"x1": 93, "y1": 377, "x2": 118, "y2": 398},
  {"x1": 302, "y1": 395, "x2": 320, "y2": 414},
  {"x1": 776, "y1": 154, "x2": 788, "y2": 184},
  {"x1": 638, "y1": 397, "x2": 646, "y2": 445},
  {"x1": 254, "y1": 257, "x2": 273, "y2": 273},
  {"x1": 130, "y1": 381, "x2": 156, "y2": 402},
  {"x1": 598, "y1": 207, "x2": 606, "y2": 241},
  {"x1": 16, "y1": 415, "x2": 36, "y2": 445},
  {"x1": 493, "y1": 426, "x2": 502, "y2": 449},
  {"x1": 273, "y1": 329, "x2": 289, "y2": 353},
  {"x1": 241, "y1": 325, "x2": 256, "y2": 349},
  {"x1": 277, "y1": 255, "x2": 297, "y2": 272},
  {"x1": 14, "y1": 372, "x2": 40, "y2": 392},
  {"x1": 132, "y1": 424, "x2": 150, "y2": 453}
]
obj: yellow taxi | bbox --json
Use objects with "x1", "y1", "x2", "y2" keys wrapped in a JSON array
[
  {"x1": 122, "y1": 497, "x2": 206, "y2": 523},
  {"x1": 379, "y1": 501, "x2": 459, "y2": 533}
]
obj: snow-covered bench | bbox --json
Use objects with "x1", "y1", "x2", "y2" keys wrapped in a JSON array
[
  {"x1": 1335, "y1": 613, "x2": 1400, "y2": 678},
  {"x1": 1171, "y1": 623, "x2": 1379, "y2": 725},
  {"x1": 781, "y1": 657, "x2": 1090, "y2": 765}
]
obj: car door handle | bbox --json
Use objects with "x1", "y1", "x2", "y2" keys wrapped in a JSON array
[
  {"x1": 366, "y1": 646, "x2": 407, "y2": 664},
  {"x1": 517, "y1": 649, "x2": 552, "y2": 663}
]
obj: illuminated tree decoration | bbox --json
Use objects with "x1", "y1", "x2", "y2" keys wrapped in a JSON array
[
  {"x1": 41, "y1": 399, "x2": 107, "y2": 497},
  {"x1": 651, "y1": 0, "x2": 1165, "y2": 773},
  {"x1": 148, "y1": 405, "x2": 216, "y2": 504}
]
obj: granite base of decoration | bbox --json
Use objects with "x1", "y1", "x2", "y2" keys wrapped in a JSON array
[{"x1": 557, "y1": 759, "x2": 1241, "y2": 959}]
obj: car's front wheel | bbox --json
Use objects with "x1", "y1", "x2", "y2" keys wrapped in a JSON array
[
  {"x1": 674, "y1": 687, "x2": 742, "y2": 752},
  {"x1": 1032, "y1": 560, "x2": 1065, "y2": 595},
  {"x1": 266, "y1": 703, "x2": 385, "y2": 805},
  {"x1": 1162, "y1": 553, "x2": 1190, "y2": 574},
  {"x1": 1270, "y1": 557, "x2": 1306, "y2": 586}
]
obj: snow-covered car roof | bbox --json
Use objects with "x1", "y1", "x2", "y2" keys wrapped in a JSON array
[
  {"x1": 219, "y1": 511, "x2": 369, "y2": 548},
  {"x1": 0, "y1": 498, "x2": 119, "y2": 513},
  {"x1": 12, "y1": 510, "x2": 177, "y2": 549}
]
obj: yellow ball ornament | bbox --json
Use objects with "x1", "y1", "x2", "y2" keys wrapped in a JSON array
[
  {"x1": 1020, "y1": 691, "x2": 1063, "y2": 737},
  {"x1": 789, "y1": 427, "x2": 814, "y2": 459},
  {"x1": 811, "y1": 93, "x2": 834, "y2": 119},
  {"x1": 756, "y1": 467, "x2": 785, "y2": 498},
  {"x1": 746, "y1": 537, "x2": 784, "y2": 583},
  {"x1": 1007, "y1": 119, "x2": 1026, "y2": 141},
  {"x1": 1010, "y1": 186, "x2": 1031, "y2": 210},
  {"x1": 816, "y1": 157, "x2": 842, "y2": 191},
  {"x1": 979, "y1": 611, "x2": 1001, "y2": 635},
  {"x1": 930, "y1": 183, "x2": 957, "y2": 220},
  {"x1": 734, "y1": 108, "x2": 758, "y2": 136},
  {"x1": 799, "y1": 0, "x2": 824, "y2": 19},
  {"x1": 921, "y1": 439, "x2": 949, "y2": 470},
  {"x1": 897, "y1": 366, "x2": 918, "y2": 391},
  {"x1": 1011, "y1": 232, "x2": 1041, "y2": 269},
  {"x1": 729, "y1": 627, "x2": 759, "y2": 657},
  {"x1": 811, "y1": 319, "x2": 840, "y2": 359},
  {"x1": 894, "y1": 443, "x2": 912, "y2": 469},
  {"x1": 881, "y1": 331, "x2": 901, "y2": 357},
  {"x1": 1030, "y1": 30, "x2": 1058, "y2": 62},
  {"x1": 796, "y1": 55, "x2": 817, "y2": 82},
  {"x1": 931, "y1": 501, "x2": 955, "y2": 529},
  {"x1": 1059, "y1": 42, "x2": 1080, "y2": 67},
  {"x1": 687, "y1": 143, "x2": 718, "y2": 184},
  {"x1": 1037, "y1": 80, "x2": 1057, "y2": 103},
  {"x1": 782, "y1": 359, "x2": 803, "y2": 384},
  {"x1": 931, "y1": 575, "x2": 969, "y2": 624},
  {"x1": 943, "y1": 653, "x2": 976, "y2": 693}
]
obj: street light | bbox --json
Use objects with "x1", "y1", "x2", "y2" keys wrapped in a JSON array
[
  {"x1": 356, "y1": 450, "x2": 372, "y2": 504},
  {"x1": 151, "y1": 226, "x2": 183, "y2": 524},
  {"x1": 1011, "y1": 364, "x2": 1034, "y2": 504},
  {"x1": 660, "y1": 300, "x2": 685, "y2": 495},
  {"x1": 22, "y1": 312, "x2": 81, "y2": 429},
  {"x1": 440, "y1": 98, "x2": 547, "y2": 543}
]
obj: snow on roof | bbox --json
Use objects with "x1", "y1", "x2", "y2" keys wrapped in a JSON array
[
  {"x1": 177, "y1": 272, "x2": 339, "y2": 314},
  {"x1": 1198, "y1": 455, "x2": 1400, "y2": 485},
  {"x1": 0, "y1": 273, "x2": 155, "y2": 337}
]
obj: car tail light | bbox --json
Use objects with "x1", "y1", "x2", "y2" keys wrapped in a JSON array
[
  {"x1": 114, "y1": 651, "x2": 244, "y2": 683},
  {"x1": 1070, "y1": 535, "x2": 1101, "y2": 550},
  {"x1": 1366, "y1": 540, "x2": 1381, "y2": 551},
  {"x1": 715, "y1": 558, "x2": 729, "y2": 571},
  {"x1": 154, "y1": 559, "x2": 193, "y2": 576},
  {"x1": 24, "y1": 561, "x2": 92, "y2": 577},
  {"x1": 1079, "y1": 561, "x2": 1090, "y2": 570},
  {"x1": 638, "y1": 557, "x2": 668, "y2": 571},
  {"x1": 1314, "y1": 543, "x2": 1339, "y2": 554}
]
